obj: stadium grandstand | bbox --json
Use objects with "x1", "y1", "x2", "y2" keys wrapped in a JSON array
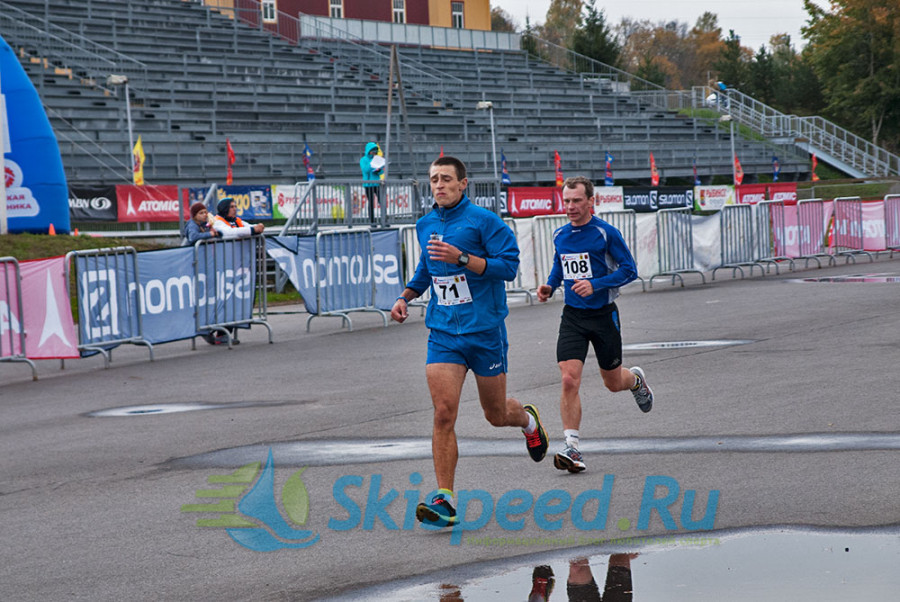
[{"x1": 1, "y1": 0, "x2": 824, "y2": 187}]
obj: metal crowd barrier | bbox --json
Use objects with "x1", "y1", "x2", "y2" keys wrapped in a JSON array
[
  {"x1": 397, "y1": 225, "x2": 428, "y2": 315},
  {"x1": 531, "y1": 215, "x2": 569, "y2": 294},
  {"x1": 0, "y1": 257, "x2": 37, "y2": 380},
  {"x1": 65, "y1": 247, "x2": 153, "y2": 367},
  {"x1": 796, "y1": 199, "x2": 835, "y2": 268},
  {"x1": 884, "y1": 195, "x2": 900, "y2": 258},
  {"x1": 281, "y1": 180, "x2": 423, "y2": 234},
  {"x1": 193, "y1": 236, "x2": 273, "y2": 348},
  {"x1": 712, "y1": 204, "x2": 762, "y2": 280},
  {"x1": 597, "y1": 209, "x2": 646, "y2": 291},
  {"x1": 753, "y1": 200, "x2": 795, "y2": 274},
  {"x1": 305, "y1": 229, "x2": 388, "y2": 332},
  {"x1": 832, "y1": 197, "x2": 874, "y2": 263},
  {"x1": 503, "y1": 218, "x2": 534, "y2": 304},
  {"x1": 650, "y1": 208, "x2": 706, "y2": 287}
]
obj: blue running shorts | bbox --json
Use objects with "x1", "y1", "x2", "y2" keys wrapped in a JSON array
[{"x1": 426, "y1": 324, "x2": 508, "y2": 377}]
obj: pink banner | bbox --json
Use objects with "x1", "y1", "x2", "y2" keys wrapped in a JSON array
[
  {"x1": 507, "y1": 187, "x2": 563, "y2": 218},
  {"x1": 822, "y1": 201, "x2": 885, "y2": 253},
  {"x1": 18, "y1": 257, "x2": 80, "y2": 359},
  {"x1": 768, "y1": 183, "x2": 798, "y2": 205},
  {"x1": 117, "y1": 185, "x2": 181, "y2": 222},
  {"x1": 736, "y1": 184, "x2": 767, "y2": 205}
]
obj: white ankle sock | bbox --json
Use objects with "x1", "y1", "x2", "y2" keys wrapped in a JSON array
[
  {"x1": 564, "y1": 429, "x2": 580, "y2": 449},
  {"x1": 524, "y1": 413, "x2": 537, "y2": 434}
]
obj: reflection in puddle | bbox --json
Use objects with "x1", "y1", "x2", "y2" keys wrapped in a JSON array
[
  {"x1": 329, "y1": 527, "x2": 900, "y2": 601},
  {"x1": 785, "y1": 273, "x2": 900, "y2": 284}
]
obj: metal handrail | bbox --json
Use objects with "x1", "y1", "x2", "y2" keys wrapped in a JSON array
[
  {"x1": 0, "y1": 0, "x2": 148, "y2": 92},
  {"x1": 690, "y1": 85, "x2": 900, "y2": 178}
]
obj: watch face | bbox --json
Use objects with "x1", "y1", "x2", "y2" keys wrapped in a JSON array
[{"x1": 458, "y1": 252, "x2": 469, "y2": 266}]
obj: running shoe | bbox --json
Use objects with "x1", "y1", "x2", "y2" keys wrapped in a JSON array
[
  {"x1": 630, "y1": 367, "x2": 653, "y2": 413},
  {"x1": 523, "y1": 404, "x2": 549, "y2": 462},
  {"x1": 553, "y1": 446, "x2": 586, "y2": 473},
  {"x1": 528, "y1": 565, "x2": 555, "y2": 602},
  {"x1": 415, "y1": 494, "x2": 458, "y2": 527}
]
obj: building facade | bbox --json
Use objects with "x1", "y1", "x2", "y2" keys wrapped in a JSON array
[{"x1": 209, "y1": 0, "x2": 491, "y2": 31}]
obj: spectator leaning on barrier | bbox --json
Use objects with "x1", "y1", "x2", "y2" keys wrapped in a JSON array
[
  {"x1": 212, "y1": 197, "x2": 265, "y2": 238},
  {"x1": 390, "y1": 155, "x2": 549, "y2": 529},
  {"x1": 182, "y1": 202, "x2": 220, "y2": 246},
  {"x1": 536, "y1": 175, "x2": 653, "y2": 474},
  {"x1": 359, "y1": 142, "x2": 383, "y2": 223}
]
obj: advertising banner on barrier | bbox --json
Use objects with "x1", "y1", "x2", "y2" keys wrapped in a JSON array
[
  {"x1": 74, "y1": 243, "x2": 256, "y2": 347},
  {"x1": 694, "y1": 185, "x2": 734, "y2": 211},
  {"x1": 768, "y1": 183, "x2": 798, "y2": 205},
  {"x1": 624, "y1": 186, "x2": 694, "y2": 212},
  {"x1": 265, "y1": 230, "x2": 402, "y2": 315},
  {"x1": 116, "y1": 185, "x2": 181, "y2": 222},
  {"x1": 736, "y1": 184, "x2": 768, "y2": 205},
  {"x1": 213, "y1": 185, "x2": 273, "y2": 220},
  {"x1": 68, "y1": 185, "x2": 118, "y2": 221},
  {"x1": 507, "y1": 187, "x2": 562, "y2": 217},
  {"x1": 17, "y1": 257, "x2": 79, "y2": 359},
  {"x1": 594, "y1": 186, "x2": 624, "y2": 211}
]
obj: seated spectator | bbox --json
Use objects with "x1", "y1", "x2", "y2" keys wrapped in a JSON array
[
  {"x1": 183, "y1": 202, "x2": 220, "y2": 245},
  {"x1": 212, "y1": 197, "x2": 265, "y2": 238}
]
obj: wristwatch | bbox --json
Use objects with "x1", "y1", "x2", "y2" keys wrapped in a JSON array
[{"x1": 457, "y1": 252, "x2": 470, "y2": 267}]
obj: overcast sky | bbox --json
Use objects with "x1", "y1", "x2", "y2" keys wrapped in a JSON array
[{"x1": 491, "y1": 0, "x2": 830, "y2": 51}]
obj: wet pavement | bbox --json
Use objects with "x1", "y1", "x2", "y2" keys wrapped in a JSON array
[
  {"x1": 336, "y1": 527, "x2": 900, "y2": 601},
  {"x1": 2, "y1": 258, "x2": 900, "y2": 601}
]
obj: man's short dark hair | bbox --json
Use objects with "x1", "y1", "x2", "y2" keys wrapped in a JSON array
[
  {"x1": 563, "y1": 176, "x2": 594, "y2": 198},
  {"x1": 431, "y1": 156, "x2": 467, "y2": 181}
]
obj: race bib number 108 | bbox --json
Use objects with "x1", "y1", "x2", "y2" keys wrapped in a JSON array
[
  {"x1": 432, "y1": 275, "x2": 473, "y2": 305},
  {"x1": 561, "y1": 252, "x2": 593, "y2": 280}
]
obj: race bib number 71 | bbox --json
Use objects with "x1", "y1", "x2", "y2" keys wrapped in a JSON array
[
  {"x1": 560, "y1": 252, "x2": 593, "y2": 280},
  {"x1": 432, "y1": 275, "x2": 473, "y2": 305}
]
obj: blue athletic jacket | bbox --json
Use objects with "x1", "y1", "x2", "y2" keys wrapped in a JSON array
[
  {"x1": 546, "y1": 216, "x2": 637, "y2": 309},
  {"x1": 407, "y1": 195, "x2": 519, "y2": 334}
]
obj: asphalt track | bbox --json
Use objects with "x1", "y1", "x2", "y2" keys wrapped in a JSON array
[{"x1": 2, "y1": 256, "x2": 900, "y2": 601}]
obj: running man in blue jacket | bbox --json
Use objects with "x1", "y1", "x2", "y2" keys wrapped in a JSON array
[
  {"x1": 391, "y1": 156, "x2": 549, "y2": 527},
  {"x1": 537, "y1": 176, "x2": 653, "y2": 474}
]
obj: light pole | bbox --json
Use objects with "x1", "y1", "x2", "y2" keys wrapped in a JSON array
[
  {"x1": 107, "y1": 74, "x2": 133, "y2": 180},
  {"x1": 719, "y1": 114, "x2": 736, "y2": 184},
  {"x1": 476, "y1": 100, "x2": 498, "y2": 182}
]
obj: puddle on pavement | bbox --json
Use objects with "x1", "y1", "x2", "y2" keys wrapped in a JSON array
[
  {"x1": 171, "y1": 433, "x2": 900, "y2": 468},
  {"x1": 327, "y1": 527, "x2": 900, "y2": 601},
  {"x1": 86, "y1": 400, "x2": 284, "y2": 417},
  {"x1": 785, "y1": 273, "x2": 900, "y2": 284}
]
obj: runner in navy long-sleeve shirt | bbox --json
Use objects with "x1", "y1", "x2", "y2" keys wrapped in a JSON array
[{"x1": 537, "y1": 176, "x2": 654, "y2": 473}]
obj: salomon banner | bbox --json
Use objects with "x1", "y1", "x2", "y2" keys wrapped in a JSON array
[
  {"x1": 69, "y1": 185, "x2": 117, "y2": 221},
  {"x1": 624, "y1": 186, "x2": 694, "y2": 212},
  {"x1": 265, "y1": 230, "x2": 402, "y2": 315}
]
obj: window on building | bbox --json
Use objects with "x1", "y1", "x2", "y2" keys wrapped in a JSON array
[
  {"x1": 329, "y1": 0, "x2": 343, "y2": 19},
  {"x1": 451, "y1": 2, "x2": 464, "y2": 29},
  {"x1": 261, "y1": 0, "x2": 276, "y2": 23},
  {"x1": 392, "y1": 0, "x2": 406, "y2": 24}
]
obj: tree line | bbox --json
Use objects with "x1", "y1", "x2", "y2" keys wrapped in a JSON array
[{"x1": 492, "y1": 0, "x2": 899, "y2": 153}]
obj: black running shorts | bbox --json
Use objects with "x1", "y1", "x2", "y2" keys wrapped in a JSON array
[{"x1": 556, "y1": 303, "x2": 623, "y2": 371}]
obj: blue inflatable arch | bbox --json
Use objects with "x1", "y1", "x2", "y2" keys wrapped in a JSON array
[{"x1": 1, "y1": 34, "x2": 70, "y2": 234}]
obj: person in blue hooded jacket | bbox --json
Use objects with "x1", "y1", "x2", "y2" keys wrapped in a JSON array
[
  {"x1": 359, "y1": 142, "x2": 383, "y2": 223},
  {"x1": 391, "y1": 156, "x2": 549, "y2": 528}
]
